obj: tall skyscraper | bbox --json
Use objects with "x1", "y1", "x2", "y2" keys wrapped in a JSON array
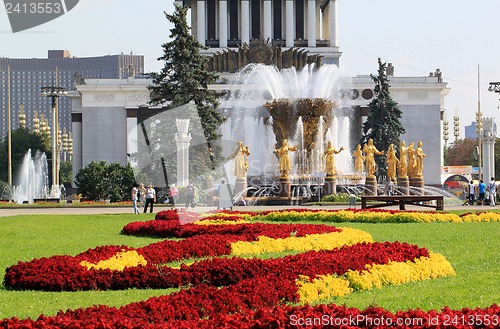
[{"x1": 0, "y1": 50, "x2": 144, "y2": 139}]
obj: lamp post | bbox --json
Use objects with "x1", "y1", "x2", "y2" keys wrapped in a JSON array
[
  {"x1": 453, "y1": 115, "x2": 460, "y2": 142},
  {"x1": 40, "y1": 86, "x2": 67, "y2": 189},
  {"x1": 443, "y1": 117, "x2": 449, "y2": 148}
]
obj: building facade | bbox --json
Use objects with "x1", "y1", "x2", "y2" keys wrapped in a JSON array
[
  {"x1": 177, "y1": 0, "x2": 341, "y2": 64},
  {"x1": 0, "y1": 50, "x2": 144, "y2": 140},
  {"x1": 70, "y1": 69, "x2": 448, "y2": 186},
  {"x1": 68, "y1": 1, "x2": 449, "y2": 186}
]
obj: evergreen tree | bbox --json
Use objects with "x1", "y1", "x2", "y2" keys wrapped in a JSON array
[
  {"x1": 148, "y1": 4, "x2": 225, "y2": 143},
  {"x1": 361, "y1": 58, "x2": 405, "y2": 179}
]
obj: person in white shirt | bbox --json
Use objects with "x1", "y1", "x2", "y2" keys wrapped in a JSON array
[
  {"x1": 487, "y1": 177, "x2": 496, "y2": 207},
  {"x1": 143, "y1": 184, "x2": 156, "y2": 213},
  {"x1": 468, "y1": 180, "x2": 475, "y2": 206},
  {"x1": 131, "y1": 184, "x2": 139, "y2": 214}
]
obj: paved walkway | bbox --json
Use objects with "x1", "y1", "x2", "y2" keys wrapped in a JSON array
[{"x1": 0, "y1": 202, "x2": 496, "y2": 217}]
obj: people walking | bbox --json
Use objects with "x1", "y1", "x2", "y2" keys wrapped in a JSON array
[
  {"x1": 138, "y1": 183, "x2": 146, "y2": 208},
  {"x1": 478, "y1": 180, "x2": 486, "y2": 205},
  {"x1": 143, "y1": 184, "x2": 156, "y2": 213},
  {"x1": 487, "y1": 177, "x2": 496, "y2": 207},
  {"x1": 169, "y1": 184, "x2": 179, "y2": 208},
  {"x1": 185, "y1": 182, "x2": 196, "y2": 208},
  {"x1": 131, "y1": 184, "x2": 139, "y2": 214}
]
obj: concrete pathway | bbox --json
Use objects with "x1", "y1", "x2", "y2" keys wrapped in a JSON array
[{"x1": 0, "y1": 203, "x2": 497, "y2": 217}]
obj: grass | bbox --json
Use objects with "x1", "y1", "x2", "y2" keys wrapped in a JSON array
[{"x1": 0, "y1": 214, "x2": 498, "y2": 320}]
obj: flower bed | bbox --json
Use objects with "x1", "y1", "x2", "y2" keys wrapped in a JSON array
[{"x1": 2, "y1": 209, "x2": 486, "y2": 328}]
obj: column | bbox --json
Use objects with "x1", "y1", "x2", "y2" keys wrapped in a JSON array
[
  {"x1": 329, "y1": 0, "x2": 338, "y2": 47},
  {"x1": 482, "y1": 118, "x2": 496, "y2": 181},
  {"x1": 219, "y1": 0, "x2": 228, "y2": 47},
  {"x1": 71, "y1": 113, "x2": 82, "y2": 186},
  {"x1": 307, "y1": 0, "x2": 316, "y2": 47},
  {"x1": 263, "y1": 0, "x2": 272, "y2": 41},
  {"x1": 175, "y1": 119, "x2": 191, "y2": 187},
  {"x1": 197, "y1": 0, "x2": 206, "y2": 46},
  {"x1": 285, "y1": 0, "x2": 294, "y2": 47},
  {"x1": 241, "y1": 0, "x2": 250, "y2": 44}
]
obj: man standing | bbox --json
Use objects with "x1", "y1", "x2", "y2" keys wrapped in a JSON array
[
  {"x1": 478, "y1": 180, "x2": 486, "y2": 205},
  {"x1": 487, "y1": 177, "x2": 496, "y2": 207}
]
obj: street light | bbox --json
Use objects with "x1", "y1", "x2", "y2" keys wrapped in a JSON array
[{"x1": 40, "y1": 86, "x2": 67, "y2": 189}]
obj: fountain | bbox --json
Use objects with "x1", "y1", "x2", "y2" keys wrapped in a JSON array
[
  {"x1": 11, "y1": 149, "x2": 61, "y2": 204},
  {"x1": 221, "y1": 63, "x2": 352, "y2": 189}
]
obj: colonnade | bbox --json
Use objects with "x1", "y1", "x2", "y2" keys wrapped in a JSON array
[{"x1": 176, "y1": 0, "x2": 338, "y2": 48}]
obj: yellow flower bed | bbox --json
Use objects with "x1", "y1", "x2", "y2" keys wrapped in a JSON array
[
  {"x1": 203, "y1": 212, "x2": 254, "y2": 220},
  {"x1": 459, "y1": 212, "x2": 500, "y2": 222},
  {"x1": 296, "y1": 252, "x2": 455, "y2": 304},
  {"x1": 80, "y1": 250, "x2": 147, "y2": 271},
  {"x1": 254, "y1": 210, "x2": 500, "y2": 223},
  {"x1": 230, "y1": 228, "x2": 373, "y2": 256},
  {"x1": 297, "y1": 275, "x2": 352, "y2": 304}
]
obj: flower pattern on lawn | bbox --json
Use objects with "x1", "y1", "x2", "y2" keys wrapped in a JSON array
[{"x1": 3, "y1": 209, "x2": 486, "y2": 329}]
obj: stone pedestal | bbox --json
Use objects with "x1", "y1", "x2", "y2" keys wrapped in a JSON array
[
  {"x1": 324, "y1": 176, "x2": 337, "y2": 195},
  {"x1": 364, "y1": 176, "x2": 377, "y2": 195},
  {"x1": 410, "y1": 177, "x2": 425, "y2": 195},
  {"x1": 278, "y1": 177, "x2": 291, "y2": 198},
  {"x1": 234, "y1": 177, "x2": 248, "y2": 198},
  {"x1": 397, "y1": 176, "x2": 410, "y2": 195}
]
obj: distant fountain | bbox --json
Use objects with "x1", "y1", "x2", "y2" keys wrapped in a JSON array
[{"x1": 12, "y1": 149, "x2": 60, "y2": 204}]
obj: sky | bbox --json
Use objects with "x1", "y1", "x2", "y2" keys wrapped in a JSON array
[{"x1": 1, "y1": 0, "x2": 499, "y2": 138}]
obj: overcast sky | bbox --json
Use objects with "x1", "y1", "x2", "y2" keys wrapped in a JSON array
[{"x1": 1, "y1": 0, "x2": 499, "y2": 138}]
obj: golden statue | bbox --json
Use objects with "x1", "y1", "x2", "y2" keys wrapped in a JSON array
[
  {"x1": 274, "y1": 139, "x2": 298, "y2": 177},
  {"x1": 386, "y1": 144, "x2": 399, "y2": 181},
  {"x1": 398, "y1": 141, "x2": 408, "y2": 177},
  {"x1": 407, "y1": 142, "x2": 416, "y2": 178},
  {"x1": 415, "y1": 141, "x2": 426, "y2": 178},
  {"x1": 323, "y1": 141, "x2": 344, "y2": 176},
  {"x1": 232, "y1": 141, "x2": 250, "y2": 178},
  {"x1": 363, "y1": 138, "x2": 384, "y2": 177},
  {"x1": 352, "y1": 144, "x2": 365, "y2": 173}
]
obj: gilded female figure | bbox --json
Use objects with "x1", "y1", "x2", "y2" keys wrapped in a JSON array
[
  {"x1": 324, "y1": 141, "x2": 344, "y2": 176},
  {"x1": 415, "y1": 141, "x2": 426, "y2": 178},
  {"x1": 352, "y1": 144, "x2": 365, "y2": 173},
  {"x1": 233, "y1": 141, "x2": 250, "y2": 178},
  {"x1": 386, "y1": 144, "x2": 399, "y2": 181},
  {"x1": 407, "y1": 142, "x2": 416, "y2": 178},
  {"x1": 363, "y1": 138, "x2": 384, "y2": 177},
  {"x1": 274, "y1": 139, "x2": 298, "y2": 177},
  {"x1": 398, "y1": 141, "x2": 408, "y2": 177}
]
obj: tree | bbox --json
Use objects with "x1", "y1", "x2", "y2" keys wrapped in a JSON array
[
  {"x1": 0, "y1": 128, "x2": 51, "y2": 183},
  {"x1": 74, "y1": 161, "x2": 135, "y2": 202},
  {"x1": 444, "y1": 138, "x2": 477, "y2": 166},
  {"x1": 361, "y1": 58, "x2": 405, "y2": 179},
  {"x1": 148, "y1": 4, "x2": 225, "y2": 143},
  {"x1": 60, "y1": 160, "x2": 73, "y2": 184}
]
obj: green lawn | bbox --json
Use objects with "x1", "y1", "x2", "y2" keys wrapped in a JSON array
[{"x1": 0, "y1": 214, "x2": 498, "y2": 320}]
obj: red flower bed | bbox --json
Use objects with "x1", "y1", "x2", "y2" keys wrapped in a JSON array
[
  {"x1": 2, "y1": 277, "x2": 497, "y2": 328},
  {"x1": 4, "y1": 240, "x2": 426, "y2": 291},
  {"x1": 122, "y1": 218, "x2": 340, "y2": 238}
]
